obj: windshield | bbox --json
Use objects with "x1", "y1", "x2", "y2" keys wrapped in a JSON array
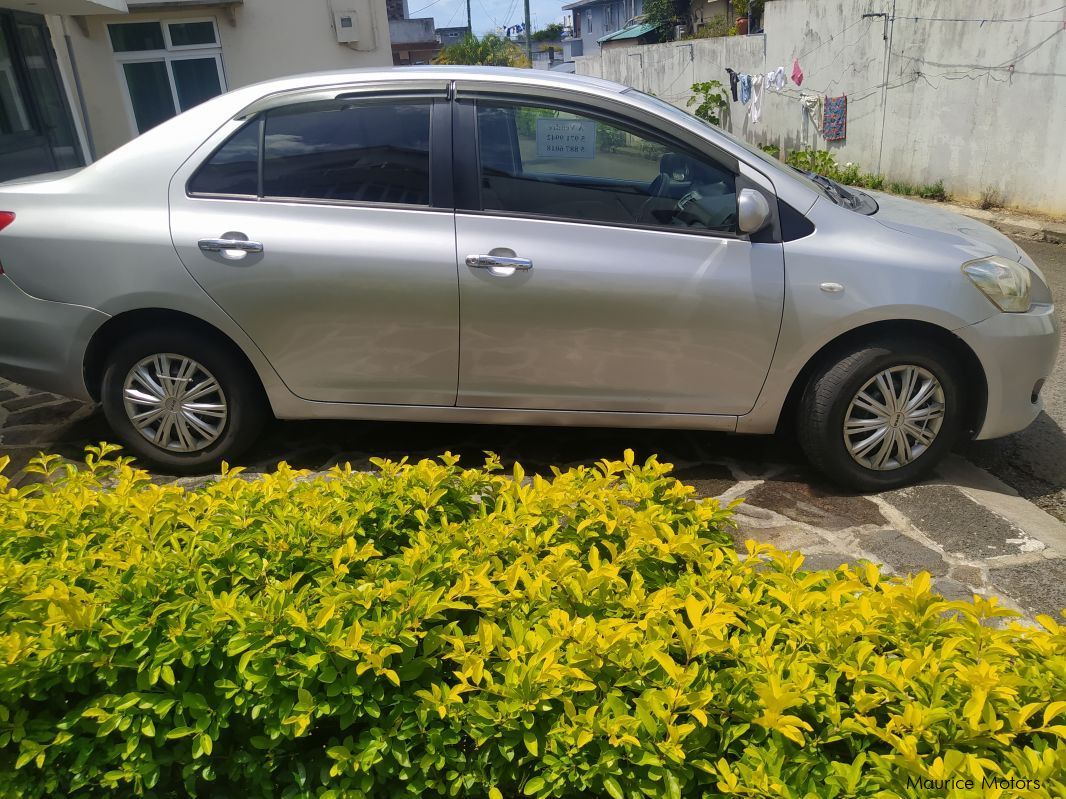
[{"x1": 621, "y1": 87, "x2": 878, "y2": 215}]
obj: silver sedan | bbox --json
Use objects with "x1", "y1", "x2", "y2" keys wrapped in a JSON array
[{"x1": 0, "y1": 67, "x2": 1057, "y2": 489}]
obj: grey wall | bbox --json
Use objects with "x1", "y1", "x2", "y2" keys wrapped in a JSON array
[
  {"x1": 576, "y1": 0, "x2": 1066, "y2": 216},
  {"x1": 572, "y1": 0, "x2": 643, "y2": 58}
]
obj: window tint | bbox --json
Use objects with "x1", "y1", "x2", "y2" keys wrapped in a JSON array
[
  {"x1": 168, "y1": 21, "x2": 218, "y2": 47},
  {"x1": 263, "y1": 100, "x2": 431, "y2": 205},
  {"x1": 189, "y1": 120, "x2": 260, "y2": 196},
  {"x1": 109, "y1": 22, "x2": 165, "y2": 52},
  {"x1": 476, "y1": 102, "x2": 737, "y2": 233}
]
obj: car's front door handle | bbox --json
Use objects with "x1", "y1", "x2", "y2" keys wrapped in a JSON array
[
  {"x1": 198, "y1": 237, "x2": 264, "y2": 256},
  {"x1": 465, "y1": 254, "x2": 533, "y2": 276}
]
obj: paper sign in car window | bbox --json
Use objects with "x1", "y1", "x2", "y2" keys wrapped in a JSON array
[{"x1": 536, "y1": 118, "x2": 596, "y2": 159}]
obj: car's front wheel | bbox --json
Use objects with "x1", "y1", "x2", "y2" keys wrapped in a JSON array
[
  {"x1": 797, "y1": 337, "x2": 963, "y2": 491},
  {"x1": 100, "y1": 331, "x2": 266, "y2": 473}
]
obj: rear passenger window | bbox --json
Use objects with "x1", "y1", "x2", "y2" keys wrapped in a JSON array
[
  {"x1": 188, "y1": 120, "x2": 260, "y2": 196},
  {"x1": 263, "y1": 100, "x2": 431, "y2": 205}
]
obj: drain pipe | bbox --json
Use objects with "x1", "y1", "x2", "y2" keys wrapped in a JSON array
[
  {"x1": 61, "y1": 16, "x2": 96, "y2": 162},
  {"x1": 875, "y1": 0, "x2": 896, "y2": 175}
]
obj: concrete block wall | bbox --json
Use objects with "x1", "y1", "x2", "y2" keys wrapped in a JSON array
[{"x1": 576, "y1": 0, "x2": 1066, "y2": 217}]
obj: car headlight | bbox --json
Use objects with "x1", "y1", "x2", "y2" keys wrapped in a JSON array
[{"x1": 962, "y1": 256, "x2": 1032, "y2": 313}]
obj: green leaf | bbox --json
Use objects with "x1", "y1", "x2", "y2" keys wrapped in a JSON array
[
  {"x1": 165, "y1": 726, "x2": 196, "y2": 739},
  {"x1": 603, "y1": 776, "x2": 625, "y2": 799},
  {"x1": 523, "y1": 777, "x2": 545, "y2": 795},
  {"x1": 522, "y1": 730, "x2": 538, "y2": 757}
]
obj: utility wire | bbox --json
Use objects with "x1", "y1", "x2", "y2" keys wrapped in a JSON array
[{"x1": 892, "y1": 4, "x2": 1066, "y2": 23}]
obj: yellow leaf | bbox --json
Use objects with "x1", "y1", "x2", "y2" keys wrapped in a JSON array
[{"x1": 1043, "y1": 701, "x2": 1066, "y2": 728}]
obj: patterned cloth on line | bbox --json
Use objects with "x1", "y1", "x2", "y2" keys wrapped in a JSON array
[{"x1": 822, "y1": 95, "x2": 847, "y2": 141}]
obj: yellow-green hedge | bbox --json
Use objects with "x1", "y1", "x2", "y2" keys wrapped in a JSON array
[{"x1": 0, "y1": 446, "x2": 1063, "y2": 798}]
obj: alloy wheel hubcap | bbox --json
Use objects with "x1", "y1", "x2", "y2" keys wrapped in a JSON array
[
  {"x1": 843, "y1": 365, "x2": 945, "y2": 471},
  {"x1": 122, "y1": 354, "x2": 228, "y2": 453}
]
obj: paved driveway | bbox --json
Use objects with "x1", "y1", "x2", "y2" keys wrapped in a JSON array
[{"x1": 2, "y1": 236, "x2": 1064, "y2": 621}]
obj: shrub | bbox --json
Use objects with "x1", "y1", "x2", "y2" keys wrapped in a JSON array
[
  {"x1": 687, "y1": 14, "x2": 731, "y2": 38},
  {"x1": 686, "y1": 80, "x2": 729, "y2": 126},
  {"x1": 980, "y1": 185, "x2": 1004, "y2": 210},
  {"x1": 918, "y1": 180, "x2": 950, "y2": 202},
  {"x1": 1, "y1": 448, "x2": 1064, "y2": 798},
  {"x1": 758, "y1": 143, "x2": 781, "y2": 159}
]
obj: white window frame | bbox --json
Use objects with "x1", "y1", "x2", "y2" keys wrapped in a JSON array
[{"x1": 109, "y1": 18, "x2": 227, "y2": 137}]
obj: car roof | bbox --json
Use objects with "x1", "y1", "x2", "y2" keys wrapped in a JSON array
[{"x1": 240, "y1": 65, "x2": 629, "y2": 98}]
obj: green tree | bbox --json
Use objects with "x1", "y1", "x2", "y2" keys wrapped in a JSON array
[
  {"x1": 433, "y1": 33, "x2": 529, "y2": 67},
  {"x1": 531, "y1": 22, "x2": 564, "y2": 41},
  {"x1": 642, "y1": 0, "x2": 691, "y2": 38}
]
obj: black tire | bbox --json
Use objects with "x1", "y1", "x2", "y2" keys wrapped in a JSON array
[
  {"x1": 100, "y1": 330, "x2": 267, "y2": 474},
  {"x1": 797, "y1": 337, "x2": 963, "y2": 492}
]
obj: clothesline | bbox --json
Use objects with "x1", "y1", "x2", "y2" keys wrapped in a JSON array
[{"x1": 892, "y1": 4, "x2": 1066, "y2": 23}]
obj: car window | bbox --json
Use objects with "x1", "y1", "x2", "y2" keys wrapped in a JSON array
[
  {"x1": 188, "y1": 120, "x2": 260, "y2": 197},
  {"x1": 476, "y1": 101, "x2": 738, "y2": 233},
  {"x1": 263, "y1": 99, "x2": 431, "y2": 205}
]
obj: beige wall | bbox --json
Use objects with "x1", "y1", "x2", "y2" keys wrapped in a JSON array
[{"x1": 65, "y1": 0, "x2": 392, "y2": 156}]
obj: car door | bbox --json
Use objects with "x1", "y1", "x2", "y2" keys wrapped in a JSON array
[
  {"x1": 169, "y1": 92, "x2": 459, "y2": 406},
  {"x1": 453, "y1": 93, "x2": 785, "y2": 416}
]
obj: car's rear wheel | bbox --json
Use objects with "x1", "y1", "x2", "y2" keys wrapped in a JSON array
[
  {"x1": 797, "y1": 337, "x2": 963, "y2": 491},
  {"x1": 101, "y1": 331, "x2": 266, "y2": 473}
]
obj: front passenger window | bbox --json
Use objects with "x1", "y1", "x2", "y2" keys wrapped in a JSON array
[{"x1": 475, "y1": 102, "x2": 738, "y2": 233}]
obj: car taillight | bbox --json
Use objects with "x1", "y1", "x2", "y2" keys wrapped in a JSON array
[{"x1": 0, "y1": 212, "x2": 13, "y2": 275}]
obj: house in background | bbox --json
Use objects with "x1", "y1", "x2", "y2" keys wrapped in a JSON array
[
  {"x1": 435, "y1": 25, "x2": 468, "y2": 46},
  {"x1": 561, "y1": 0, "x2": 642, "y2": 57},
  {"x1": 0, "y1": 0, "x2": 393, "y2": 181}
]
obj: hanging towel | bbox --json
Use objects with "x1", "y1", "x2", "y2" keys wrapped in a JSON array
[
  {"x1": 767, "y1": 66, "x2": 787, "y2": 91},
  {"x1": 739, "y1": 73, "x2": 753, "y2": 104},
  {"x1": 792, "y1": 58, "x2": 804, "y2": 86},
  {"x1": 800, "y1": 94, "x2": 823, "y2": 128},
  {"x1": 799, "y1": 94, "x2": 823, "y2": 145},
  {"x1": 749, "y1": 75, "x2": 764, "y2": 123},
  {"x1": 725, "y1": 68, "x2": 740, "y2": 101},
  {"x1": 823, "y1": 95, "x2": 847, "y2": 140}
]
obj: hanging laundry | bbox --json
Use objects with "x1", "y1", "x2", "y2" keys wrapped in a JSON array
[
  {"x1": 725, "y1": 68, "x2": 740, "y2": 102},
  {"x1": 823, "y1": 95, "x2": 847, "y2": 141},
  {"x1": 792, "y1": 58, "x2": 804, "y2": 86},
  {"x1": 766, "y1": 66, "x2": 787, "y2": 91},
  {"x1": 749, "y1": 75, "x2": 764, "y2": 123},
  {"x1": 800, "y1": 94, "x2": 823, "y2": 128},
  {"x1": 739, "y1": 74, "x2": 753, "y2": 104}
]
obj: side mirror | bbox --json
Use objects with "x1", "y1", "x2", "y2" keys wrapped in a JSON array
[{"x1": 738, "y1": 188, "x2": 772, "y2": 235}]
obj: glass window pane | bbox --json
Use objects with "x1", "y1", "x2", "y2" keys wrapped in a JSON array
[
  {"x1": 476, "y1": 102, "x2": 737, "y2": 232},
  {"x1": 171, "y1": 57, "x2": 222, "y2": 112},
  {"x1": 0, "y1": 32, "x2": 31, "y2": 135},
  {"x1": 109, "y1": 22, "x2": 165, "y2": 52},
  {"x1": 189, "y1": 120, "x2": 259, "y2": 196},
  {"x1": 263, "y1": 101, "x2": 431, "y2": 205},
  {"x1": 122, "y1": 60, "x2": 176, "y2": 133},
  {"x1": 16, "y1": 21, "x2": 81, "y2": 169},
  {"x1": 168, "y1": 21, "x2": 218, "y2": 47}
]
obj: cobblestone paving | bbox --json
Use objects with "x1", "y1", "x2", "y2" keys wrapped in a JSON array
[{"x1": 2, "y1": 379, "x2": 1065, "y2": 621}]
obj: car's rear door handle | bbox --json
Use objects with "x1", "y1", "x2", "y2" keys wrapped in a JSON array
[
  {"x1": 198, "y1": 237, "x2": 264, "y2": 256},
  {"x1": 465, "y1": 254, "x2": 532, "y2": 276}
]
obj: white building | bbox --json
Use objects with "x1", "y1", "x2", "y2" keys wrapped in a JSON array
[{"x1": 0, "y1": 0, "x2": 392, "y2": 179}]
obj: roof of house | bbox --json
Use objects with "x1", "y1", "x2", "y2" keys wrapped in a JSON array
[
  {"x1": 561, "y1": 0, "x2": 615, "y2": 11},
  {"x1": 597, "y1": 20, "x2": 658, "y2": 43}
]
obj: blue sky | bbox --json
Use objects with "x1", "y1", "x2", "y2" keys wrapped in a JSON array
[{"x1": 408, "y1": 0, "x2": 569, "y2": 35}]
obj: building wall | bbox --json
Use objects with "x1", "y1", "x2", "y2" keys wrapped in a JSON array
[
  {"x1": 576, "y1": 0, "x2": 1066, "y2": 216},
  {"x1": 66, "y1": 0, "x2": 391, "y2": 156},
  {"x1": 571, "y1": 0, "x2": 642, "y2": 57}
]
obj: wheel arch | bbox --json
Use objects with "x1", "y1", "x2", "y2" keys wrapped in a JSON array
[
  {"x1": 83, "y1": 308, "x2": 267, "y2": 404},
  {"x1": 777, "y1": 319, "x2": 987, "y2": 439}
]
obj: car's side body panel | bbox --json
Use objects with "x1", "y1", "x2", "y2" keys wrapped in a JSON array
[{"x1": 0, "y1": 67, "x2": 1055, "y2": 447}]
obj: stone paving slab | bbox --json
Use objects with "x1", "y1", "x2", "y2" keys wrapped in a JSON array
[{"x1": 2, "y1": 379, "x2": 1066, "y2": 623}]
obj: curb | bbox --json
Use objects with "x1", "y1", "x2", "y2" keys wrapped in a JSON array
[{"x1": 918, "y1": 198, "x2": 1066, "y2": 245}]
